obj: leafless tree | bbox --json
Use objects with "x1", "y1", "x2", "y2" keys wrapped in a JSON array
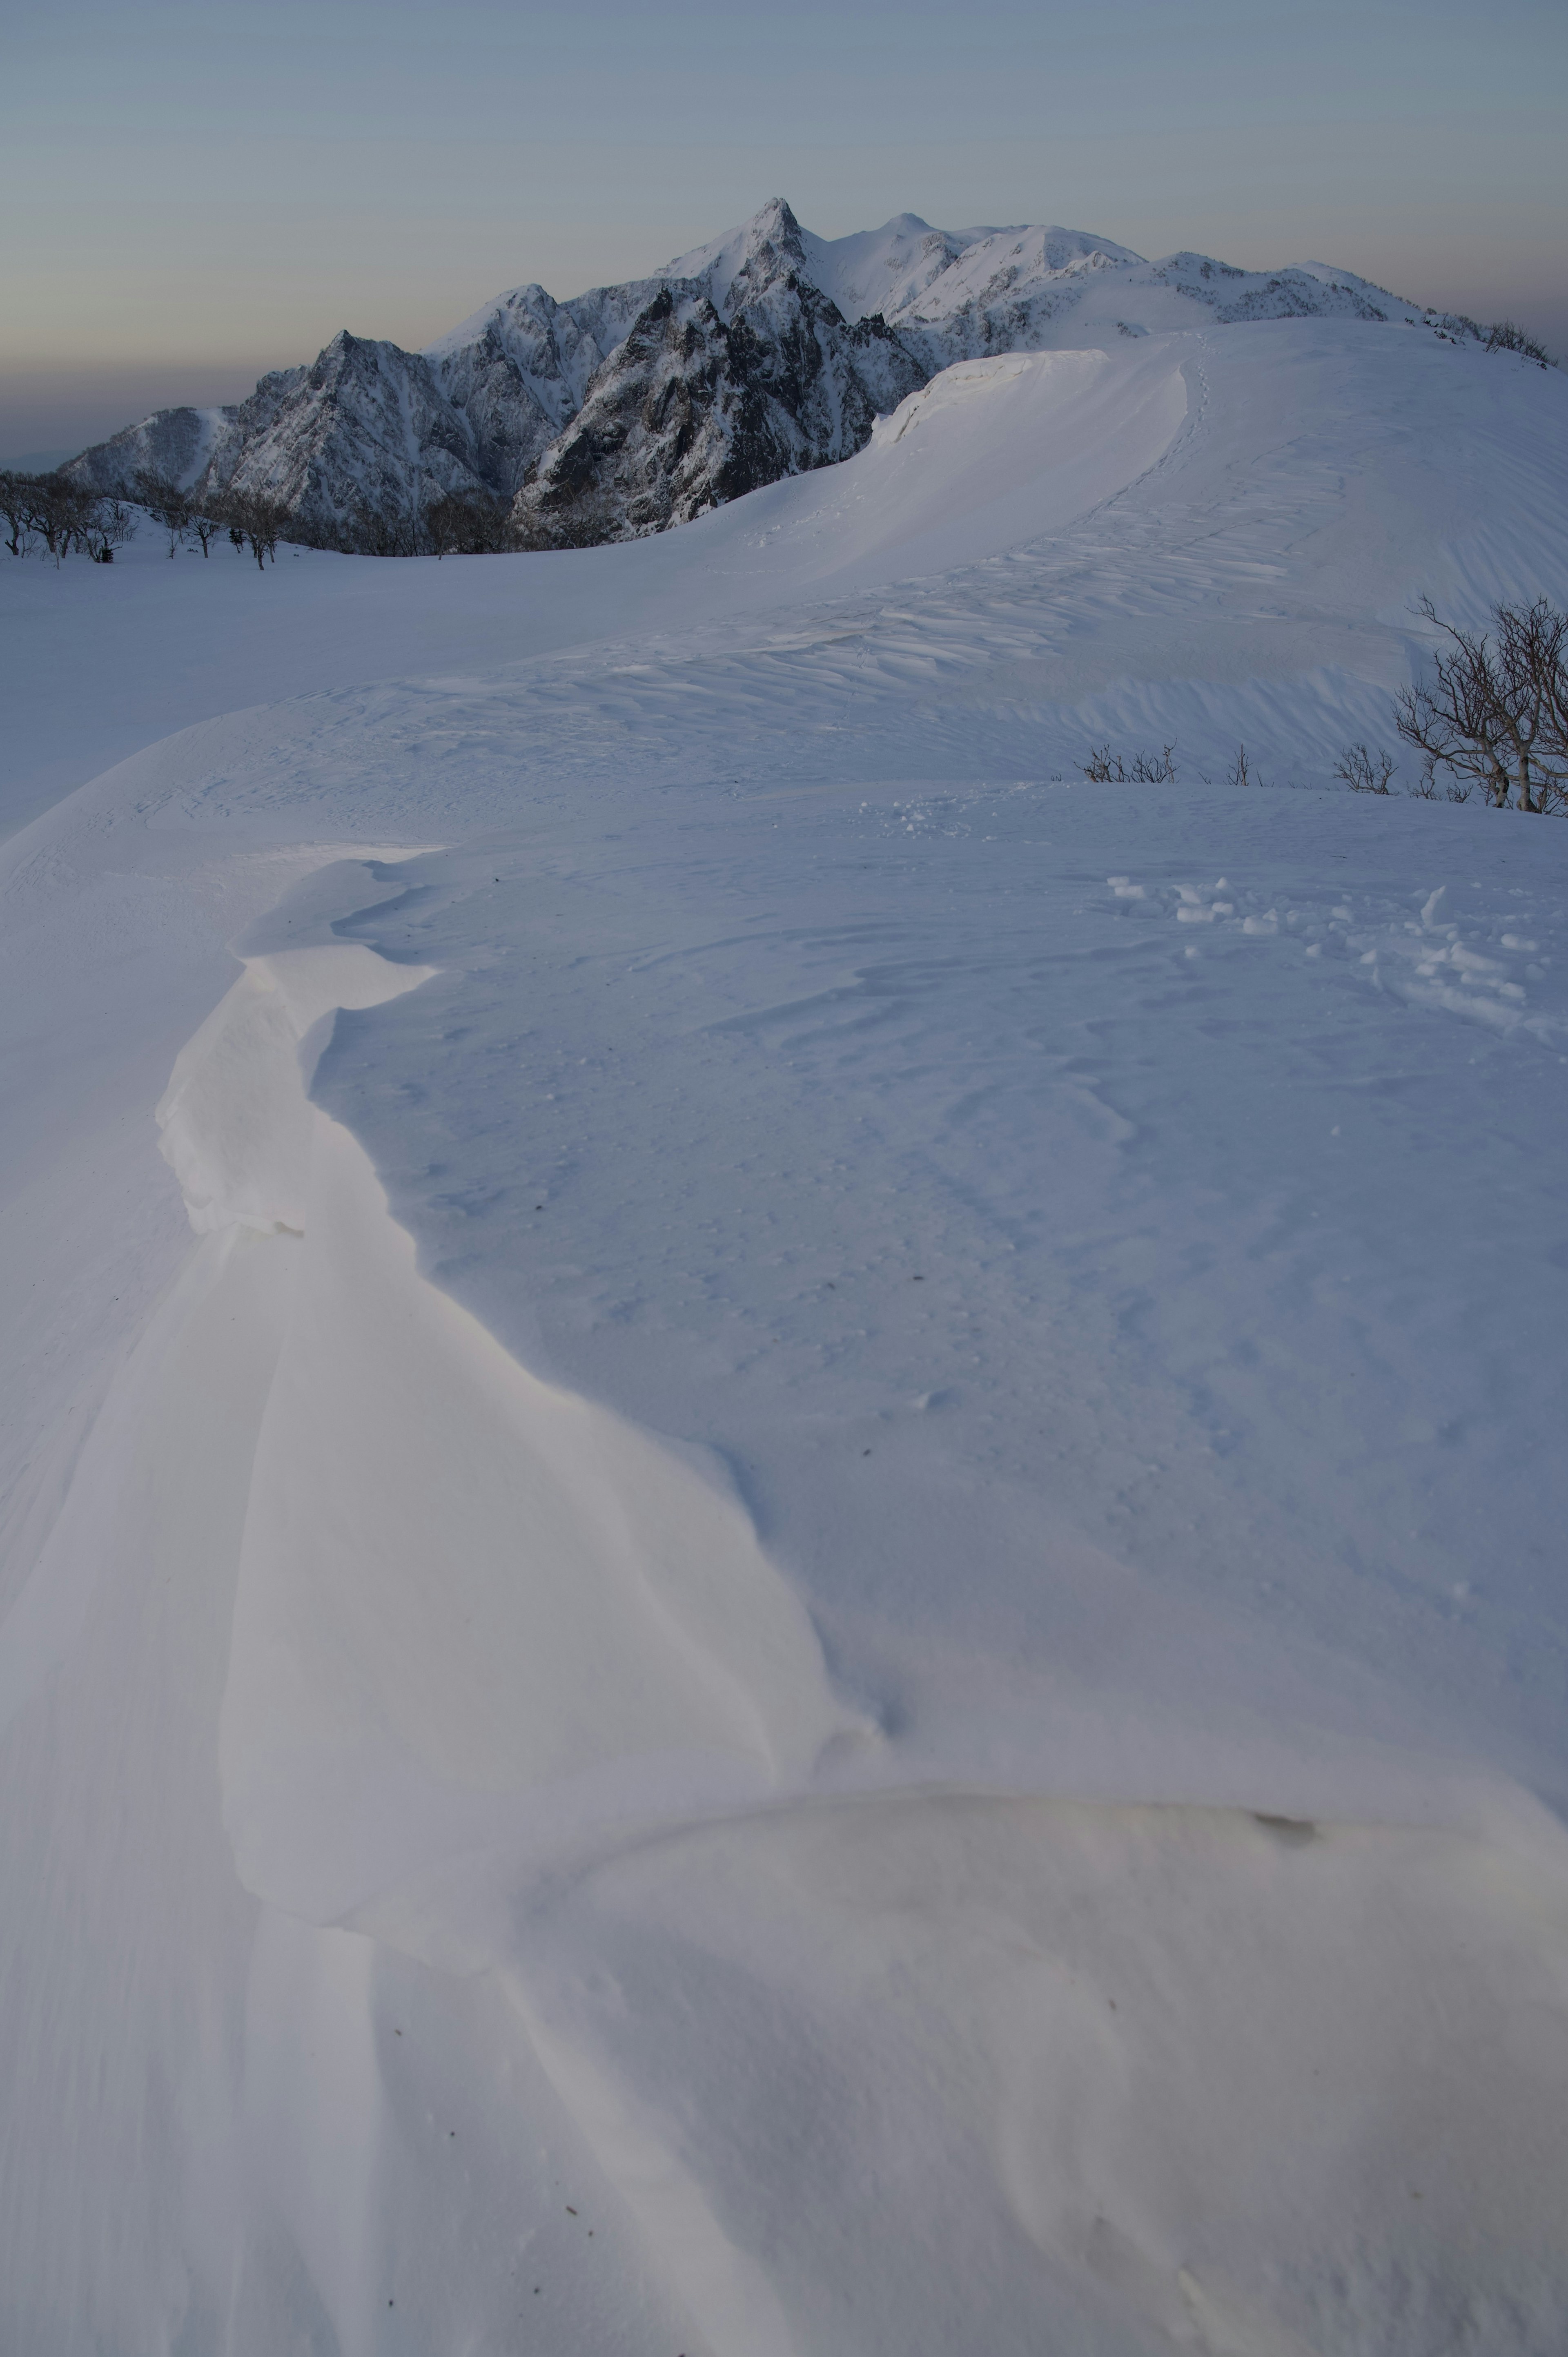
[
  {"x1": 83, "y1": 497, "x2": 137, "y2": 561},
  {"x1": 0, "y1": 471, "x2": 40, "y2": 557},
  {"x1": 13, "y1": 474, "x2": 125, "y2": 565},
  {"x1": 1227, "y1": 745, "x2": 1257, "y2": 789},
  {"x1": 29, "y1": 475, "x2": 86, "y2": 564},
  {"x1": 216, "y1": 492, "x2": 287, "y2": 569},
  {"x1": 1396, "y1": 597, "x2": 1568, "y2": 813},
  {"x1": 134, "y1": 470, "x2": 192, "y2": 557},
  {"x1": 187, "y1": 504, "x2": 220, "y2": 557},
  {"x1": 1333, "y1": 743, "x2": 1396, "y2": 795},
  {"x1": 244, "y1": 498, "x2": 285, "y2": 569}
]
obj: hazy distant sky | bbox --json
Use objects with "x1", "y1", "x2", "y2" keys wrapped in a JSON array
[{"x1": 4, "y1": 0, "x2": 1565, "y2": 460}]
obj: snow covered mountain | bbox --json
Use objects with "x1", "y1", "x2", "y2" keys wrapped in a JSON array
[
  {"x1": 66, "y1": 198, "x2": 1463, "y2": 547},
  {"x1": 510, "y1": 204, "x2": 926, "y2": 548}
]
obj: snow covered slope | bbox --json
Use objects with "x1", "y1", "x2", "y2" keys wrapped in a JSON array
[
  {"x1": 64, "y1": 197, "x2": 1527, "y2": 551},
  {"x1": 4, "y1": 314, "x2": 1568, "y2": 2353}
]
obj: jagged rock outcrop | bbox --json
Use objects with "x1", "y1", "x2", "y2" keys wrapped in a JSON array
[
  {"x1": 512, "y1": 204, "x2": 927, "y2": 548},
  {"x1": 510, "y1": 288, "x2": 740, "y2": 547},
  {"x1": 62, "y1": 198, "x2": 1469, "y2": 551}
]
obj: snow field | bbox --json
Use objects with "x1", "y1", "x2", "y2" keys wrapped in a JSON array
[
  {"x1": 1, "y1": 312, "x2": 1567, "y2": 2350},
  {"x1": 30, "y1": 837, "x2": 1568, "y2": 2355}
]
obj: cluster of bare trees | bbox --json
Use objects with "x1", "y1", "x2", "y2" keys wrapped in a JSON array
[
  {"x1": 1431, "y1": 316, "x2": 1556, "y2": 369},
  {"x1": 134, "y1": 473, "x2": 289, "y2": 570},
  {"x1": 1483, "y1": 320, "x2": 1555, "y2": 368},
  {"x1": 335, "y1": 488, "x2": 513, "y2": 558},
  {"x1": 134, "y1": 472, "x2": 222, "y2": 558},
  {"x1": 0, "y1": 466, "x2": 296, "y2": 572},
  {"x1": 190, "y1": 482, "x2": 510, "y2": 560},
  {"x1": 0, "y1": 471, "x2": 137, "y2": 564},
  {"x1": 3, "y1": 465, "x2": 515, "y2": 568},
  {"x1": 421, "y1": 490, "x2": 513, "y2": 557}
]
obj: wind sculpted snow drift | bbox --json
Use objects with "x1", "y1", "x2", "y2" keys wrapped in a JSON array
[{"x1": 2, "y1": 316, "x2": 1568, "y2": 2353}]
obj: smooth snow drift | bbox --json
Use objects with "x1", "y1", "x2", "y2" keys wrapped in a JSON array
[
  {"x1": 727, "y1": 344, "x2": 1191, "y2": 586},
  {"x1": 2, "y1": 316, "x2": 1567, "y2": 2354}
]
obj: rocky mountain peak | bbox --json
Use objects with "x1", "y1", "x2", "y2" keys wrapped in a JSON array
[
  {"x1": 62, "y1": 201, "x2": 1441, "y2": 553},
  {"x1": 658, "y1": 197, "x2": 810, "y2": 317}
]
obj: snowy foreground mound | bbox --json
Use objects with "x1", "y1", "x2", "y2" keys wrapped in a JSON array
[{"x1": 3, "y1": 320, "x2": 1568, "y2": 2352}]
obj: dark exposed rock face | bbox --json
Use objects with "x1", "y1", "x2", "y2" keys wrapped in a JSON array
[
  {"x1": 62, "y1": 198, "x2": 1430, "y2": 551},
  {"x1": 511, "y1": 289, "x2": 730, "y2": 548},
  {"x1": 511, "y1": 212, "x2": 928, "y2": 548}
]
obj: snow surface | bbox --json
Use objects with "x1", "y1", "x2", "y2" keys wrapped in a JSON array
[{"x1": 3, "y1": 315, "x2": 1568, "y2": 2353}]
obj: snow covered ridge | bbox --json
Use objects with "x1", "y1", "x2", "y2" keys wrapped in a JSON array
[{"x1": 60, "y1": 197, "x2": 1546, "y2": 554}]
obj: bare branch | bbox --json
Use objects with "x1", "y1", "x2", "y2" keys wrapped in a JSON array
[
  {"x1": 1333, "y1": 743, "x2": 1396, "y2": 795},
  {"x1": 1399, "y1": 596, "x2": 1568, "y2": 812}
]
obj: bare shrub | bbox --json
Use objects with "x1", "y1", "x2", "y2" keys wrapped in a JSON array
[
  {"x1": 1424, "y1": 313, "x2": 1556, "y2": 368},
  {"x1": 1333, "y1": 743, "x2": 1396, "y2": 795},
  {"x1": 1484, "y1": 321, "x2": 1554, "y2": 369},
  {"x1": 1396, "y1": 596, "x2": 1568, "y2": 813},
  {"x1": 1405, "y1": 769, "x2": 1472, "y2": 803},
  {"x1": 1079, "y1": 743, "x2": 1177, "y2": 783}
]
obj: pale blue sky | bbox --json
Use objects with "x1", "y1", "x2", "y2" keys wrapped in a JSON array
[{"x1": 4, "y1": 0, "x2": 1565, "y2": 459}]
